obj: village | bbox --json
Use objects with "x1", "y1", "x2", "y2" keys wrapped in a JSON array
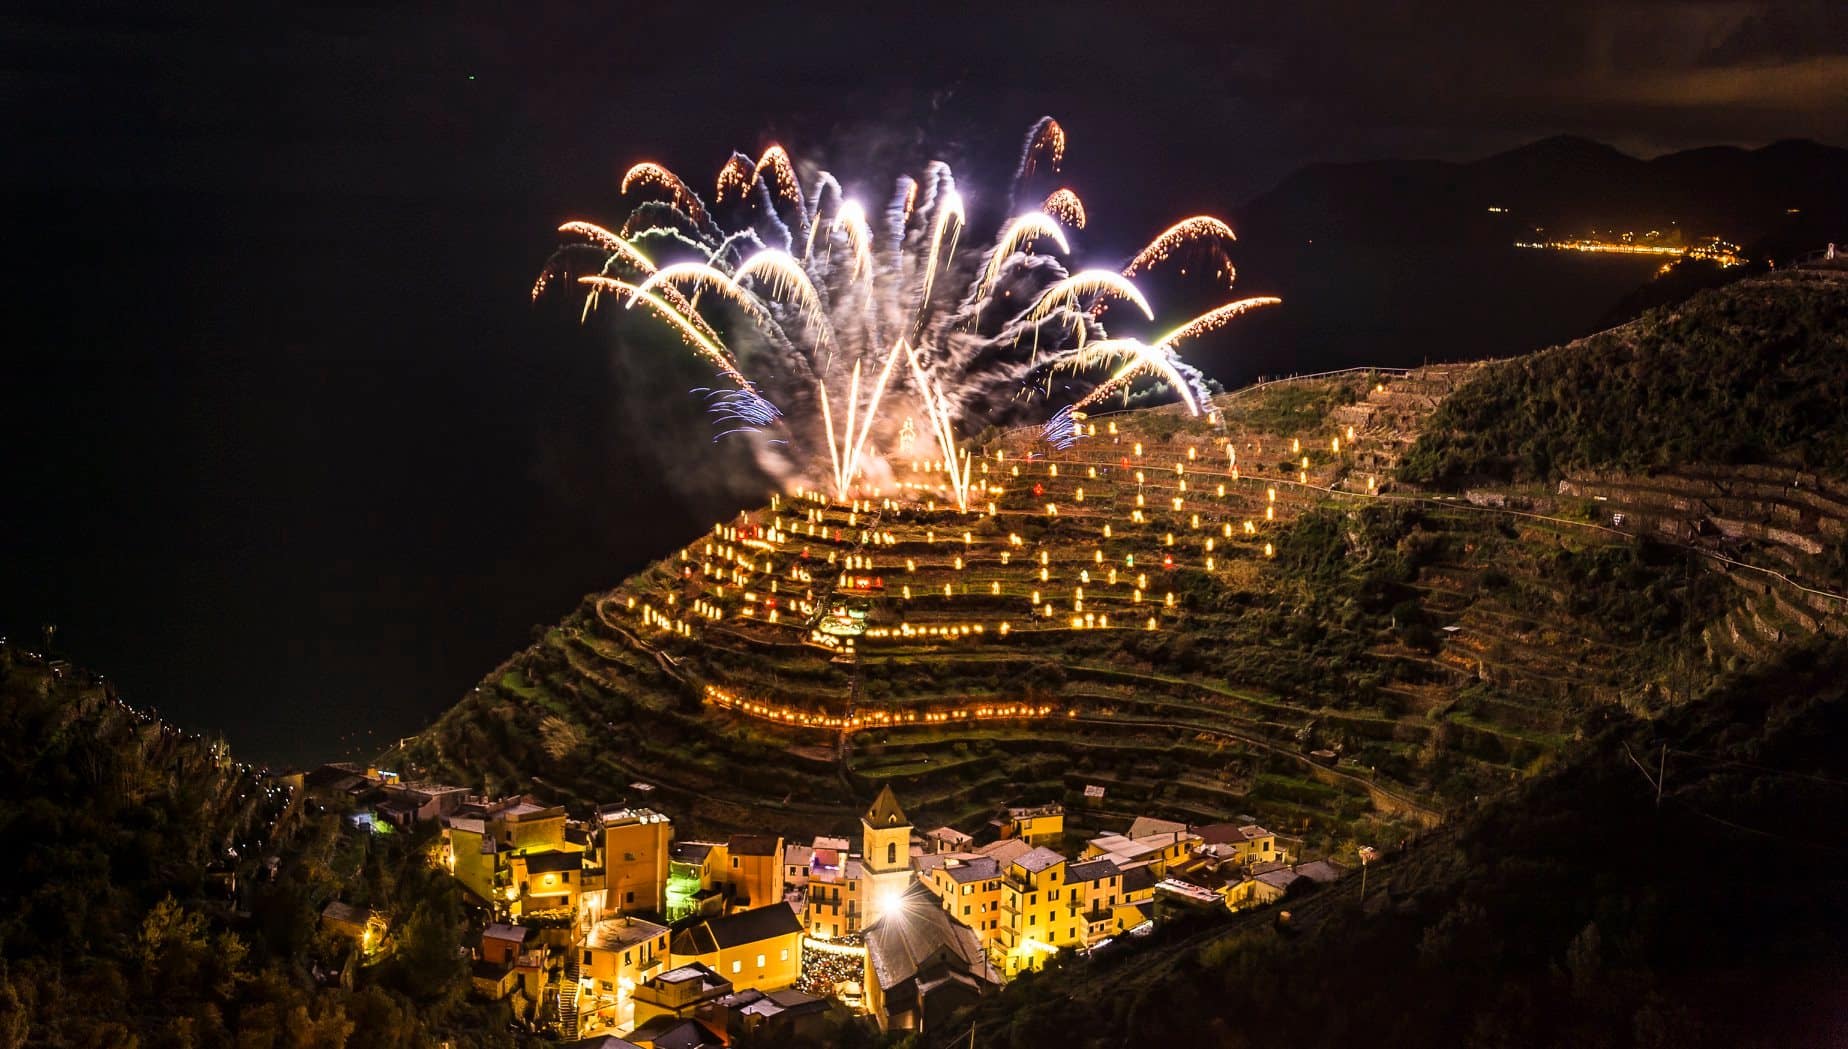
[{"x1": 308, "y1": 763, "x2": 1352, "y2": 1046}]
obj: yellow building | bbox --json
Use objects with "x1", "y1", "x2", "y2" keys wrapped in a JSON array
[
  {"x1": 442, "y1": 797, "x2": 577, "y2": 912},
  {"x1": 667, "y1": 841, "x2": 723, "y2": 921},
  {"x1": 669, "y1": 905, "x2": 805, "y2": 992},
  {"x1": 861, "y1": 786, "x2": 914, "y2": 922},
  {"x1": 801, "y1": 837, "x2": 865, "y2": 940},
  {"x1": 601, "y1": 807, "x2": 672, "y2": 915},
  {"x1": 631, "y1": 962, "x2": 736, "y2": 1029},
  {"x1": 574, "y1": 915, "x2": 671, "y2": 1036},
  {"x1": 1065, "y1": 857, "x2": 1141, "y2": 943},
  {"x1": 995, "y1": 846, "x2": 1084, "y2": 975},
  {"x1": 1080, "y1": 829, "x2": 1199, "y2": 878},
  {"x1": 1195, "y1": 822, "x2": 1286, "y2": 866},
  {"x1": 509, "y1": 850, "x2": 582, "y2": 917},
  {"x1": 715, "y1": 833, "x2": 785, "y2": 912},
  {"x1": 1000, "y1": 803, "x2": 1065, "y2": 847},
  {"x1": 920, "y1": 854, "x2": 1004, "y2": 954}
]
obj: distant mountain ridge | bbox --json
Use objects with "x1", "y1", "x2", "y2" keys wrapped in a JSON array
[{"x1": 1239, "y1": 135, "x2": 1848, "y2": 254}]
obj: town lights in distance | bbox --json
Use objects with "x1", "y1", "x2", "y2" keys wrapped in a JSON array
[{"x1": 533, "y1": 117, "x2": 1278, "y2": 508}]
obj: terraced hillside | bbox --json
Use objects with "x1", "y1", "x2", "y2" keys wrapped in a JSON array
[{"x1": 394, "y1": 271, "x2": 1848, "y2": 850}]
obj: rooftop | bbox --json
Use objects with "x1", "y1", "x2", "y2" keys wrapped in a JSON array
[
  {"x1": 865, "y1": 882, "x2": 997, "y2": 992},
  {"x1": 585, "y1": 916, "x2": 670, "y2": 952},
  {"x1": 727, "y1": 832, "x2": 782, "y2": 857},
  {"x1": 1006, "y1": 802, "x2": 1063, "y2": 819},
  {"x1": 978, "y1": 838, "x2": 1034, "y2": 866},
  {"x1": 1012, "y1": 847, "x2": 1067, "y2": 874},
  {"x1": 1195, "y1": 822, "x2": 1274, "y2": 845},
  {"x1": 601, "y1": 806, "x2": 670, "y2": 827},
  {"x1": 1126, "y1": 816, "x2": 1187, "y2": 839},
  {"x1": 522, "y1": 850, "x2": 583, "y2": 874},
  {"x1": 864, "y1": 784, "x2": 909, "y2": 828},
  {"x1": 481, "y1": 922, "x2": 530, "y2": 944},
  {"x1": 650, "y1": 962, "x2": 730, "y2": 989},
  {"x1": 671, "y1": 841, "x2": 719, "y2": 864},
  {"x1": 1067, "y1": 857, "x2": 1121, "y2": 883},
  {"x1": 674, "y1": 904, "x2": 804, "y2": 955},
  {"x1": 942, "y1": 856, "x2": 1001, "y2": 883},
  {"x1": 625, "y1": 1016, "x2": 724, "y2": 1049}
]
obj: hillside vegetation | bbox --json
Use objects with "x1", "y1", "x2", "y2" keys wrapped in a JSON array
[
  {"x1": 943, "y1": 639, "x2": 1848, "y2": 1049},
  {"x1": 396, "y1": 274, "x2": 1848, "y2": 858},
  {"x1": 1399, "y1": 272, "x2": 1848, "y2": 486},
  {"x1": 0, "y1": 645, "x2": 510, "y2": 1049}
]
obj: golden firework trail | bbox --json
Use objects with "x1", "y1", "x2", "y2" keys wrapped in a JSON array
[
  {"x1": 1155, "y1": 297, "x2": 1283, "y2": 345},
  {"x1": 714, "y1": 156, "x2": 751, "y2": 204},
  {"x1": 1071, "y1": 340, "x2": 1200, "y2": 416},
  {"x1": 1123, "y1": 215, "x2": 1238, "y2": 279},
  {"x1": 536, "y1": 119, "x2": 1275, "y2": 506},
  {"x1": 620, "y1": 162, "x2": 710, "y2": 228},
  {"x1": 577, "y1": 276, "x2": 745, "y2": 387},
  {"x1": 750, "y1": 145, "x2": 803, "y2": 214},
  {"x1": 1041, "y1": 188, "x2": 1086, "y2": 229},
  {"x1": 979, "y1": 212, "x2": 1071, "y2": 300}
]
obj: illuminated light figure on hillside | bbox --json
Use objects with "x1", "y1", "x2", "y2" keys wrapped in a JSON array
[{"x1": 534, "y1": 119, "x2": 1276, "y2": 509}]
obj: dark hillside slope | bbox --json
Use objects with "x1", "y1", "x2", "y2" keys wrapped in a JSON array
[
  {"x1": 1400, "y1": 272, "x2": 1848, "y2": 487},
  {"x1": 0, "y1": 644, "x2": 510, "y2": 1048},
  {"x1": 946, "y1": 641, "x2": 1848, "y2": 1049}
]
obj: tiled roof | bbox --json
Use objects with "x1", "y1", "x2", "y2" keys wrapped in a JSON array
[
  {"x1": 1126, "y1": 816, "x2": 1187, "y2": 839},
  {"x1": 943, "y1": 857, "x2": 1001, "y2": 883},
  {"x1": 674, "y1": 904, "x2": 803, "y2": 955},
  {"x1": 1012, "y1": 847, "x2": 1066, "y2": 874},
  {"x1": 1066, "y1": 857, "x2": 1121, "y2": 883},
  {"x1": 727, "y1": 832, "x2": 782, "y2": 857},
  {"x1": 522, "y1": 850, "x2": 582, "y2": 874},
  {"x1": 671, "y1": 841, "x2": 718, "y2": 863},
  {"x1": 865, "y1": 882, "x2": 997, "y2": 992}
]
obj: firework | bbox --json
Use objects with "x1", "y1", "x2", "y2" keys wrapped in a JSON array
[
  {"x1": 1124, "y1": 216, "x2": 1238, "y2": 282},
  {"x1": 535, "y1": 119, "x2": 1275, "y2": 507},
  {"x1": 1041, "y1": 188, "x2": 1086, "y2": 229}
]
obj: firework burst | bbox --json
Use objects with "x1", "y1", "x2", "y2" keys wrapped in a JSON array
[{"x1": 533, "y1": 118, "x2": 1276, "y2": 508}]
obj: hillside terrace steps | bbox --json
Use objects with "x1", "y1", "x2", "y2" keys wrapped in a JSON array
[{"x1": 1561, "y1": 467, "x2": 1848, "y2": 554}]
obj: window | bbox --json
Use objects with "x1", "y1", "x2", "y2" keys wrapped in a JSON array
[
  {"x1": 963, "y1": 905, "x2": 971, "y2": 916},
  {"x1": 625, "y1": 891, "x2": 635, "y2": 904},
  {"x1": 733, "y1": 857, "x2": 740, "y2": 868},
  {"x1": 731, "y1": 960, "x2": 742, "y2": 974},
  {"x1": 887, "y1": 842, "x2": 897, "y2": 865},
  {"x1": 582, "y1": 950, "x2": 592, "y2": 964},
  {"x1": 1029, "y1": 915, "x2": 1037, "y2": 926},
  {"x1": 962, "y1": 884, "x2": 971, "y2": 896},
  {"x1": 623, "y1": 950, "x2": 631, "y2": 965},
  {"x1": 756, "y1": 953, "x2": 766, "y2": 968},
  {"x1": 780, "y1": 949, "x2": 789, "y2": 961}
]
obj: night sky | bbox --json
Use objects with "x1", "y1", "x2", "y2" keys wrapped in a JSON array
[{"x1": 5, "y1": 4, "x2": 1844, "y2": 766}]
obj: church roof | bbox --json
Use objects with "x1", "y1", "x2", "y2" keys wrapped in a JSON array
[
  {"x1": 865, "y1": 882, "x2": 997, "y2": 992},
  {"x1": 864, "y1": 784, "x2": 909, "y2": 828}
]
